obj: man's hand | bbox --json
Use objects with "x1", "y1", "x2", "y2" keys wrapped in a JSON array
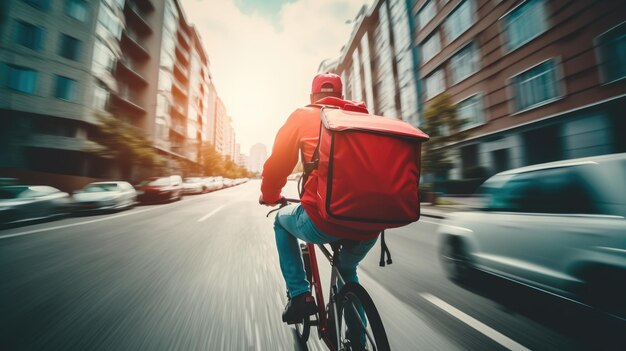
[{"x1": 259, "y1": 194, "x2": 285, "y2": 207}]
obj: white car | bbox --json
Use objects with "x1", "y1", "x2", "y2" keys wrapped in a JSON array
[
  {"x1": 73, "y1": 181, "x2": 136, "y2": 212},
  {"x1": 438, "y1": 153, "x2": 626, "y2": 318},
  {"x1": 202, "y1": 177, "x2": 223, "y2": 192},
  {"x1": 0, "y1": 185, "x2": 72, "y2": 225},
  {"x1": 183, "y1": 177, "x2": 206, "y2": 195}
]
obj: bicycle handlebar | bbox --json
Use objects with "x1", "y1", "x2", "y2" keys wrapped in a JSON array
[{"x1": 262, "y1": 197, "x2": 301, "y2": 217}]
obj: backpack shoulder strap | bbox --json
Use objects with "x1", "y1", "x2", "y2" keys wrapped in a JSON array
[{"x1": 299, "y1": 106, "x2": 330, "y2": 197}]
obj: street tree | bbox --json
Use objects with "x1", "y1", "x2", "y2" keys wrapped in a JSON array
[
  {"x1": 421, "y1": 93, "x2": 467, "y2": 181},
  {"x1": 200, "y1": 143, "x2": 224, "y2": 176},
  {"x1": 90, "y1": 113, "x2": 164, "y2": 180}
]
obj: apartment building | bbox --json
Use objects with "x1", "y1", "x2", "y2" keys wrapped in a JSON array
[
  {"x1": 414, "y1": 0, "x2": 626, "y2": 178},
  {"x1": 248, "y1": 143, "x2": 267, "y2": 174},
  {"x1": 321, "y1": 1, "x2": 421, "y2": 126},
  {"x1": 0, "y1": 0, "x2": 230, "y2": 184}
]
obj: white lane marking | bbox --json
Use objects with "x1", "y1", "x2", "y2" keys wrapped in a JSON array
[
  {"x1": 0, "y1": 207, "x2": 160, "y2": 240},
  {"x1": 419, "y1": 219, "x2": 442, "y2": 225},
  {"x1": 197, "y1": 205, "x2": 226, "y2": 222},
  {"x1": 421, "y1": 293, "x2": 530, "y2": 351}
]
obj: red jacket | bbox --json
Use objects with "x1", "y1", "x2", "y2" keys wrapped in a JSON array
[{"x1": 261, "y1": 97, "x2": 380, "y2": 241}]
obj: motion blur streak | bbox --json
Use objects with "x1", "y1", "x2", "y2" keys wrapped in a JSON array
[{"x1": 1, "y1": 181, "x2": 624, "y2": 350}]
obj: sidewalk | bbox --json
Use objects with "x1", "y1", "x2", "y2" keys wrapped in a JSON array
[{"x1": 420, "y1": 195, "x2": 481, "y2": 219}]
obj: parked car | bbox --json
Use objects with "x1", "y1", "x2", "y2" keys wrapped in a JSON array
[
  {"x1": 438, "y1": 153, "x2": 626, "y2": 318},
  {"x1": 182, "y1": 177, "x2": 206, "y2": 195},
  {"x1": 135, "y1": 176, "x2": 182, "y2": 203},
  {"x1": 73, "y1": 181, "x2": 136, "y2": 212},
  {"x1": 203, "y1": 177, "x2": 223, "y2": 192},
  {"x1": 0, "y1": 185, "x2": 72, "y2": 226},
  {"x1": 222, "y1": 178, "x2": 233, "y2": 188}
]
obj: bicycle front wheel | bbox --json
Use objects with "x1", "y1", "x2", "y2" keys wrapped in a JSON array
[{"x1": 336, "y1": 282, "x2": 390, "y2": 351}]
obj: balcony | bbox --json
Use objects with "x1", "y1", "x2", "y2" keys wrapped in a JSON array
[
  {"x1": 177, "y1": 30, "x2": 191, "y2": 50},
  {"x1": 171, "y1": 79, "x2": 188, "y2": 99},
  {"x1": 110, "y1": 91, "x2": 146, "y2": 116},
  {"x1": 121, "y1": 30, "x2": 150, "y2": 60},
  {"x1": 170, "y1": 103, "x2": 186, "y2": 120},
  {"x1": 124, "y1": 1, "x2": 152, "y2": 35},
  {"x1": 173, "y1": 61, "x2": 189, "y2": 83},
  {"x1": 175, "y1": 45, "x2": 189, "y2": 66},
  {"x1": 116, "y1": 59, "x2": 148, "y2": 86},
  {"x1": 170, "y1": 122, "x2": 186, "y2": 138}
]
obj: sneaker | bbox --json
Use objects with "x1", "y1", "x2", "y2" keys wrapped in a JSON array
[{"x1": 282, "y1": 292, "x2": 317, "y2": 324}]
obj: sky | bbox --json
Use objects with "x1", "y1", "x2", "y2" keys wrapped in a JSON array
[{"x1": 179, "y1": 0, "x2": 372, "y2": 156}]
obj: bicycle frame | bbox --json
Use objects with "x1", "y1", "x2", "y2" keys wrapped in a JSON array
[{"x1": 306, "y1": 242, "x2": 348, "y2": 350}]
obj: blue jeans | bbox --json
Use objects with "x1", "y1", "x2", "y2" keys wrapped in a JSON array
[{"x1": 274, "y1": 204, "x2": 377, "y2": 298}]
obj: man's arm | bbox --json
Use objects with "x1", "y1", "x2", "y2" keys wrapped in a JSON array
[{"x1": 260, "y1": 111, "x2": 302, "y2": 204}]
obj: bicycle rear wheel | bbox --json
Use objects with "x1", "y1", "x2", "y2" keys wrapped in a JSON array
[{"x1": 336, "y1": 282, "x2": 390, "y2": 351}]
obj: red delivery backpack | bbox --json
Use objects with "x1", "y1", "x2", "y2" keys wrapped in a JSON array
[{"x1": 303, "y1": 105, "x2": 430, "y2": 233}]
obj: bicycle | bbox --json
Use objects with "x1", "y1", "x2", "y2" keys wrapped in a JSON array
[{"x1": 266, "y1": 198, "x2": 390, "y2": 351}]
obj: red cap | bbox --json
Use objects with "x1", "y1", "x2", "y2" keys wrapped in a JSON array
[{"x1": 311, "y1": 72, "x2": 342, "y2": 94}]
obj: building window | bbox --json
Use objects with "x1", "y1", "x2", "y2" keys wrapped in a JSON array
[
  {"x1": 444, "y1": 0, "x2": 474, "y2": 43},
  {"x1": 425, "y1": 69, "x2": 445, "y2": 100},
  {"x1": 417, "y1": 1, "x2": 436, "y2": 30},
  {"x1": 98, "y1": 4, "x2": 123, "y2": 39},
  {"x1": 55, "y1": 76, "x2": 77, "y2": 102},
  {"x1": 450, "y1": 41, "x2": 479, "y2": 84},
  {"x1": 457, "y1": 94, "x2": 484, "y2": 130},
  {"x1": 16, "y1": 21, "x2": 44, "y2": 51},
  {"x1": 92, "y1": 39, "x2": 116, "y2": 73},
  {"x1": 6, "y1": 65, "x2": 38, "y2": 94},
  {"x1": 502, "y1": 0, "x2": 548, "y2": 52},
  {"x1": 422, "y1": 32, "x2": 441, "y2": 63},
  {"x1": 59, "y1": 34, "x2": 81, "y2": 61},
  {"x1": 22, "y1": 0, "x2": 49, "y2": 10},
  {"x1": 65, "y1": 0, "x2": 89, "y2": 22},
  {"x1": 595, "y1": 22, "x2": 626, "y2": 83},
  {"x1": 93, "y1": 85, "x2": 109, "y2": 110},
  {"x1": 511, "y1": 59, "x2": 560, "y2": 111}
]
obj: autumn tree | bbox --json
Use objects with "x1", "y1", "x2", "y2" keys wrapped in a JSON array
[
  {"x1": 90, "y1": 113, "x2": 164, "y2": 181},
  {"x1": 200, "y1": 143, "x2": 224, "y2": 176},
  {"x1": 421, "y1": 93, "x2": 467, "y2": 181}
]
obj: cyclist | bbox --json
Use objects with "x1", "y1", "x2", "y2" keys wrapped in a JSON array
[{"x1": 260, "y1": 73, "x2": 379, "y2": 324}]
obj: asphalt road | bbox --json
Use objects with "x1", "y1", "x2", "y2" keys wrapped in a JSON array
[{"x1": 1, "y1": 180, "x2": 623, "y2": 350}]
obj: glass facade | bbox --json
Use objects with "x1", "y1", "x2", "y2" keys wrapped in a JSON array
[
  {"x1": 417, "y1": 1, "x2": 436, "y2": 30},
  {"x1": 450, "y1": 41, "x2": 478, "y2": 84},
  {"x1": 360, "y1": 34, "x2": 375, "y2": 111},
  {"x1": 156, "y1": 0, "x2": 180, "y2": 145},
  {"x1": 351, "y1": 49, "x2": 363, "y2": 102},
  {"x1": 65, "y1": 0, "x2": 89, "y2": 22},
  {"x1": 390, "y1": 0, "x2": 419, "y2": 124},
  {"x1": 596, "y1": 22, "x2": 626, "y2": 83},
  {"x1": 16, "y1": 21, "x2": 44, "y2": 51},
  {"x1": 457, "y1": 94, "x2": 484, "y2": 130},
  {"x1": 59, "y1": 34, "x2": 81, "y2": 61},
  {"x1": 425, "y1": 68, "x2": 445, "y2": 100},
  {"x1": 512, "y1": 59, "x2": 560, "y2": 111},
  {"x1": 6, "y1": 65, "x2": 38, "y2": 94},
  {"x1": 422, "y1": 32, "x2": 441, "y2": 63},
  {"x1": 373, "y1": 4, "x2": 397, "y2": 117},
  {"x1": 443, "y1": 0, "x2": 474, "y2": 44},
  {"x1": 93, "y1": 85, "x2": 109, "y2": 110},
  {"x1": 54, "y1": 76, "x2": 77, "y2": 101},
  {"x1": 92, "y1": 39, "x2": 116, "y2": 74},
  {"x1": 502, "y1": 0, "x2": 548, "y2": 52},
  {"x1": 98, "y1": 3, "x2": 123, "y2": 39}
]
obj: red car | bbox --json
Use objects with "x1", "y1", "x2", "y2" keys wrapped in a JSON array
[{"x1": 135, "y1": 176, "x2": 183, "y2": 203}]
